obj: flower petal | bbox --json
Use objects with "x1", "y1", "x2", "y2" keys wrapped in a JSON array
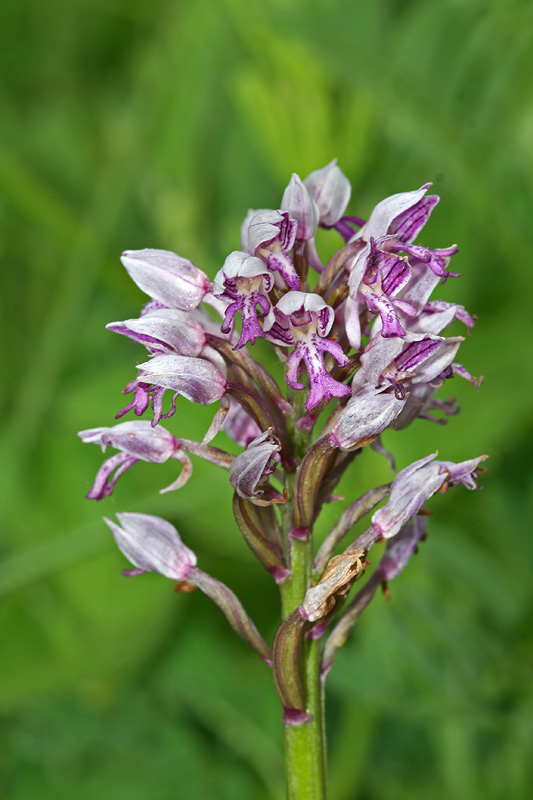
[
  {"x1": 105, "y1": 512, "x2": 197, "y2": 580},
  {"x1": 121, "y1": 249, "x2": 211, "y2": 311}
]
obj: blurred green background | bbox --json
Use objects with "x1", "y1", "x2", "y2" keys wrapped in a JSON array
[{"x1": 1, "y1": 0, "x2": 532, "y2": 798}]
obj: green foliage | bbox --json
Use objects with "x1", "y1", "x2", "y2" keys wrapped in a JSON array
[{"x1": 1, "y1": 0, "x2": 532, "y2": 797}]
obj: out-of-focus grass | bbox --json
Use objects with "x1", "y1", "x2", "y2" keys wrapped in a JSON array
[{"x1": 1, "y1": 0, "x2": 532, "y2": 798}]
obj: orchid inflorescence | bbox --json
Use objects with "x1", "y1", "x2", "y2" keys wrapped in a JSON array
[{"x1": 79, "y1": 160, "x2": 485, "y2": 729}]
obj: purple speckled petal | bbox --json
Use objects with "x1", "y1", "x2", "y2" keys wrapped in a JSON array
[
  {"x1": 270, "y1": 291, "x2": 335, "y2": 337},
  {"x1": 355, "y1": 184, "x2": 434, "y2": 243},
  {"x1": 281, "y1": 173, "x2": 319, "y2": 240},
  {"x1": 360, "y1": 286, "x2": 406, "y2": 338},
  {"x1": 121, "y1": 249, "x2": 211, "y2": 311},
  {"x1": 304, "y1": 159, "x2": 351, "y2": 226},
  {"x1": 213, "y1": 252, "x2": 273, "y2": 346},
  {"x1": 244, "y1": 209, "x2": 297, "y2": 255},
  {"x1": 79, "y1": 421, "x2": 190, "y2": 498},
  {"x1": 104, "y1": 512, "x2": 197, "y2": 580},
  {"x1": 265, "y1": 250, "x2": 300, "y2": 291},
  {"x1": 390, "y1": 193, "x2": 439, "y2": 242},
  {"x1": 372, "y1": 453, "x2": 486, "y2": 538},
  {"x1": 422, "y1": 300, "x2": 476, "y2": 332},
  {"x1": 136, "y1": 355, "x2": 227, "y2": 405},
  {"x1": 224, "y1": 295, "x2": 269, "y2": 349},
  {"x1": 287, "y1": 336, "x2": 350, "y2": 411},
  {"x1": 79, "y1": 420, "x2": 179, "y2": 462},
  {"x1": 107, "y1": 308, "x2": 206, "y2": 357},
  {"x1": 330, "y1": 385, "x2": 406, "y2": 450}
]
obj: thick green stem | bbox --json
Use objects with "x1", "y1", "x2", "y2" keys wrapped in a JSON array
[
  {"x1": 281, "y1": 625, "x2": 327, "y2": 799},
  {"x1": 278, "y1": 390, "x2": 328, "y2": 800}
]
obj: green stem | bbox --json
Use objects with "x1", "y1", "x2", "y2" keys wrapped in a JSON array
[
  {"x1": 278, "y1": 390, "x2": 328, "y2": 799},
  {"x1": 281, "y1": 634, "x2": 327, "y2": 799}
]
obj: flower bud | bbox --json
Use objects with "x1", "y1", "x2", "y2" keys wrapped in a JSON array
[
  {"x1": 281, "y1": 173, "x2": 319, "y2": 241},
  {"x1": 330, "y1": 385, "x2": 406, "y2": 450},
  {"x1": 230, "y1": 430, "x2": 282, "y2": 502},
  {"x1": 104, "y1": 512, "x2": 197, "y2": 580},
  {"x1": 304, "y1": 159, "x2": 351, "y2": 226},
  {"x1": 121, "y1": 249, "x2": 211, "y2": 311}
]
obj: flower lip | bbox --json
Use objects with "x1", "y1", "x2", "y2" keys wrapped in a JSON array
[
  {"x1": 265, "y1": 291, "x2": 335, "y2": 344},
  {"x1": 212, "y1": 252, "x2": 274, "y2": 349}
]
